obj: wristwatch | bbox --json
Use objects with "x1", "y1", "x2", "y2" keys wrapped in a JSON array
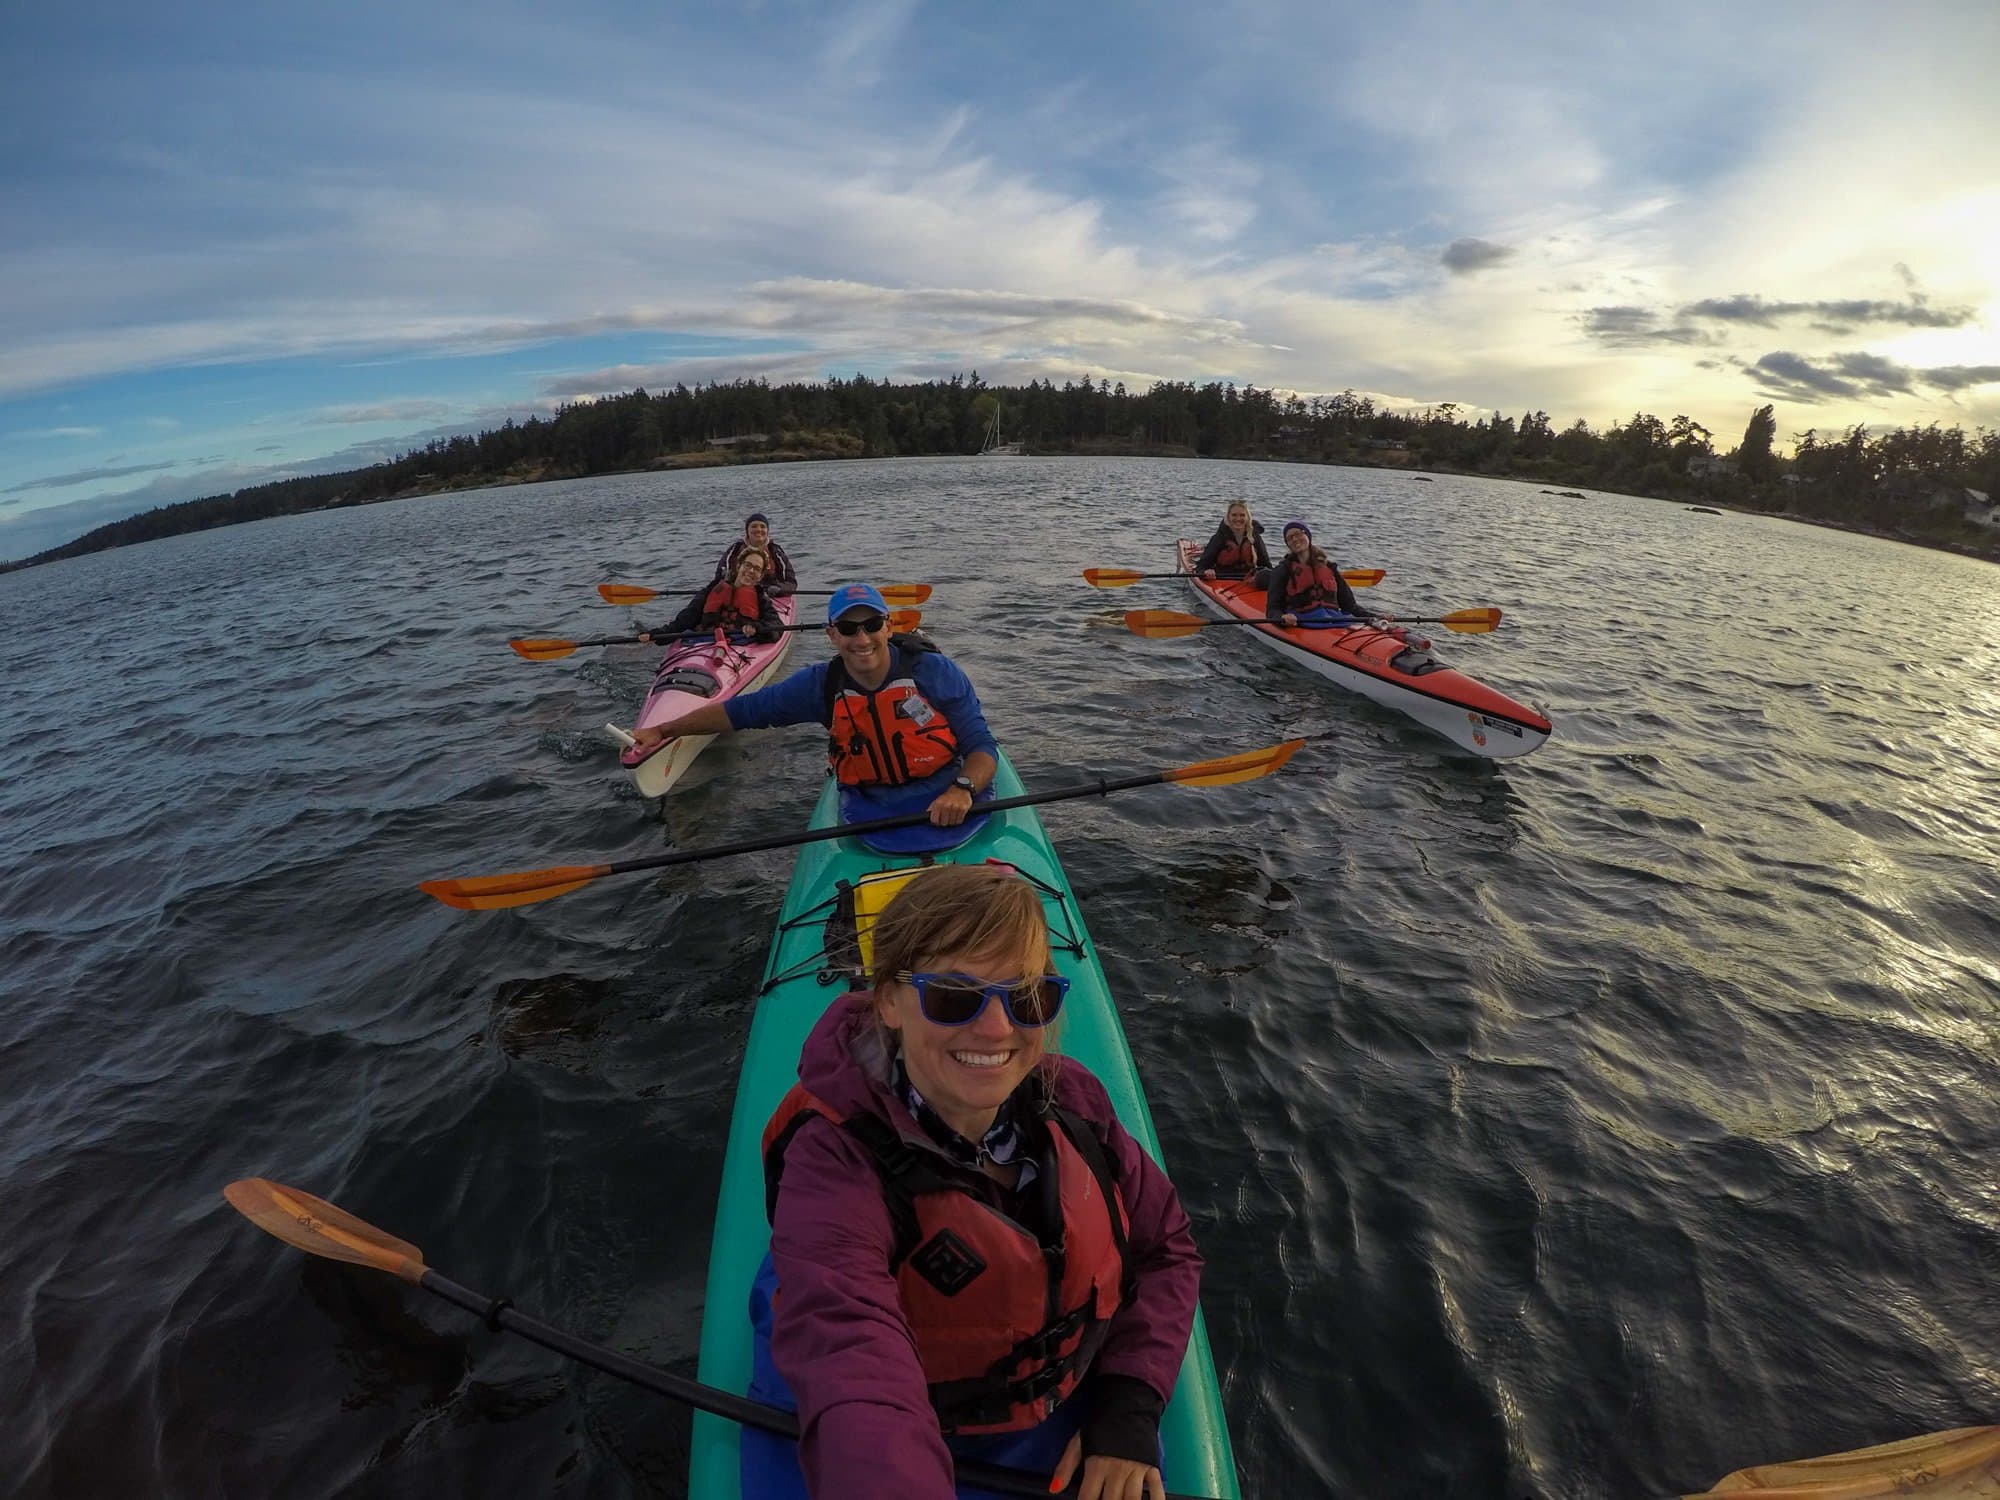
[{"x1": 953, "y1": 775, "x2": 976, "y2": 793}]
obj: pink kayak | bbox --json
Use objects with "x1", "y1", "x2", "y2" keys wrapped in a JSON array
[{"x1": 618, "y1": 594, "x2": 800, "y2": 796}]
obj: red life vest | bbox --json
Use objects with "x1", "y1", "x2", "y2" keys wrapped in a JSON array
[
  {"x1": 1279, "y1": 555, "x2": 1342, "y2": 610},
  {"x1": 701, "y1": 580, "x2": 762, "y2": 627},
  {"x1": 822, "y1": 647, "x2": 960, "y2": 788},
  {"x1": 1214, "y1": 530, "x2": 1259, "y2": 572},
  {"x1": 761, "y1": 1085, "x2": 1132, "y2": 1434}
]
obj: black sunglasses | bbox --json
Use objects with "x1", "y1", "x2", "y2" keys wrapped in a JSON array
[{"x1": 833, "y1": 613, "x2": 888, "y2": 637}]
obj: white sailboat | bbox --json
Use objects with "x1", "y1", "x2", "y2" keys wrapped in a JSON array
[{"x1": 979, "y1": 400, "x2": 1025, "y2": 456}]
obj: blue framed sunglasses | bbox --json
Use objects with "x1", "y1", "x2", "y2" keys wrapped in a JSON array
[{"x1": 896, "y1": 970, "x2": 1069, "y2": 1028}]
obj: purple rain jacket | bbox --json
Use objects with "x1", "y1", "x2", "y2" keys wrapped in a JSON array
[{"x1": 766, "y1": 993, "x2": 1203, "y2": 1499}]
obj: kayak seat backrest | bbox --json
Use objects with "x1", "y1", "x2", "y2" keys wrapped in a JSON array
[
  {"x1": 652, "y1": 666, "x2": 721, "y2": 697},
  {"x1": 849, "y1": 868, "x2": 927, "y2": 971}
]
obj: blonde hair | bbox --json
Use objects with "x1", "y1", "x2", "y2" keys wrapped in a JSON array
[{"x1": 869, "y1": 865, "x2": 1052, "y2": 989}]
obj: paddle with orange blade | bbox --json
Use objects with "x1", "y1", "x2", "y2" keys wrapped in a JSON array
[
  {"x1": 221, "y1": 1179, "x2": 1206, "y2": 1500},
  {"x1": 598, "y1": 581, "x2": 932, "y2": 606},
  {"x1": 509, "y1": 608, "x2": 923, "y2": 662},
  {"x1": 1083, "y1": 567, "x2": 1384, "y2": 588},
  {"x1": 1123, "y1": 607, "x2": 1502, "y2": 639},
  {"x1": 420, "y1": 739, "x2": 1306, "y2": 911}
]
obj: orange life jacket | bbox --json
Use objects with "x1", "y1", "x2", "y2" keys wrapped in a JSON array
[
  {"x1": 761, "y1": 1086, "x2": 1131, "y2": 1434},
  {"x1": 701, "y1": 580, "x2": 762, "y2": 627},
  {"x1": 1214, "y1": 530, "x2": 1259, "y2": 572},
  {"x1": 822, "y1": 645, "x2": 960, "y2": 788},
  {"x1": 1278, "y1": 555, "x2": 1342, "y2": 610}
]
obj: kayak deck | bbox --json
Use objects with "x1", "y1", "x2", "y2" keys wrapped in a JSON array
[
  {"x1": 690, "y1": 752, "x2": 1240, "y2": 1498},
  {"x1": 1175, "y1": 539, "x2": 1552, "y2": 758}
]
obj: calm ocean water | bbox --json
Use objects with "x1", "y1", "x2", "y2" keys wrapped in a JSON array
[{"x1": 2, "y1": 457, "x2": 1996, "y2": 1499}]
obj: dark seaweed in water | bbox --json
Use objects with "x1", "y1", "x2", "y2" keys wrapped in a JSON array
[{"x1": 1, "y1": 458, "x2": 1996, "y2": 1499}]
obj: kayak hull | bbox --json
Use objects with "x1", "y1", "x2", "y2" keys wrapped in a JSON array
[
  {"x1": 621, "y1": 595, "x2": 800, "y2": 797},
  {"x1": 690, "y1": 752, "x2": 1240, "y2": 1498},
  {"x1": 1176, "y1": 540, "x2": 1552, "y2": 758}
]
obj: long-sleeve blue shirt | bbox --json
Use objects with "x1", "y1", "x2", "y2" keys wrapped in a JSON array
[{"x1": 725, "y1": 643, "x2": 999, "y2": 764}]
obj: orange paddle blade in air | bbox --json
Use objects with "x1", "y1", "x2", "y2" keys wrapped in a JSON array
[
  {"x1": 1685, "y1": 1424, "x2": 2000, "y2": 1498},
  {"x1": 1082, "y1": 567, "x2": 1148, "y2": 588},
  {"x1": 1341, "y1": 569, "x2": 1385, "y2": 587},
  {"x1": 509, "y1": 638, "x2": 584, "y2": 661},
  {"x1": 419, "y1": 864, "x2": 613, "y2": 910},
  {"x1": 1164, "y1": 738, "x2": 1305, "y2": 787},
  {"x1": 877, "y1": 584, "x2": 932, "y2": 605},
  {"x1": 1433, "y1": 607, "x2": 1502, "y2": 633},
  {"x1": 1121, "y1": 609, "x2": 1209, "y2": 638},
  {"x1": 223, "y1": 1178, "x2": 428, "y2": 1283},
  {"x1": 597, "y1": 583, "x2": 658, "y2": 605}
]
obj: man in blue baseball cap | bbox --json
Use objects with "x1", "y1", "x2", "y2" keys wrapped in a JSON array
[{"x1": 628, "y1": 581, "x2": 998, "y2": 849}]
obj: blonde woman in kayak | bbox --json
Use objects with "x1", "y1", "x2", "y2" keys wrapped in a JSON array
[
  {"x1": 747, "y1": 864, "x2": 1199, "y2": 1500},
  {"x1": 1193, "y1": 499, "x2": 1270, "y2": 582}
]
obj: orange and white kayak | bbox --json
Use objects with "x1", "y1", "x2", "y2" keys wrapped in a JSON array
[{"x1": 1175, "y1": 540, "x2": 1552, "y2": 758}]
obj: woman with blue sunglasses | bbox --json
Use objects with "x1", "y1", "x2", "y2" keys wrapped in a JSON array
[{"x1": 745, "y1": 864, "x2": 1200, "y2": 1500}]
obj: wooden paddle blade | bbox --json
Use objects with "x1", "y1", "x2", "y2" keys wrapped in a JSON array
[
  {"x1": 509, "y1": 638, "x2": 580, "y2": 661},
  {"x1": 1685, "y1": 1424, "x2": 2000, "y2": 1498},
  {"x1": 1341, "y1": 569, "x2": 1385, "y2": 587},
  {"x1": 224, "y1": 1178, "x2": 428, "y2": 1283},
  {"x1": 1122, "y1": 609, "x2": 1208, "y2": 638},
  {"x1": 1083, "y1": 568, "x2": 1147, "y2": 587},
  {"x1": 1439, "y1": 607, "x2": 1502, "y2": 633},
  {"x1": 878, "y1": 584, "x2": 933, "y2": 604},
  {"x1": 597, "y1": 583, "x2": 658, "y2": 605},
  {"x1": 419, "y1": 864, "x2": 612, "y2": 910},
  {"x1": 1165, "y1": 738, "x2": 1306, "y2": 787}
]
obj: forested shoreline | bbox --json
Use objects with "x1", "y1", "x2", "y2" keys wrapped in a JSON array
[{"x1": 8, "y1": 376, "x2": 1998, "y2": 571}]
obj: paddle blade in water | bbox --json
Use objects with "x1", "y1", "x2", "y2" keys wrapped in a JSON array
[
  {"x1": 1165, "y1": 738, "x2": 1305, "y2": 787},
  {"x1": 1121, "y1": 609, "x2": 1208, "y2": 638},
  {"x1": 1438, "y1": 607, "x2": 1502, "y2": 633},
  {"x1": 1083, "y1": 568, "x2": 1148, "y2": 588},
  {"x1": 1684, "y1": 1424, "x2": 2000, "y2": 1498},
  {"x1": 878, "y1": 584, "x2": 933, "y2": 605},
  {"x1": 419, "y1": 864, "x2": 612, "y2": 910},
  {"x1": 224, "y1": 1179, "x2": 428, "y2": 1283},
  {"x1": 597, "y1": 583, "x2": 658, "y2": 605},
  {"x1": 509, "y1": 638, "x2": 580, "y2": 661}
]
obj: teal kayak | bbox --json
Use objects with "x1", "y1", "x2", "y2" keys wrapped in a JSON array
[{"x1": 689, "y1": 749, "x2": 1241, "y2": 1498}]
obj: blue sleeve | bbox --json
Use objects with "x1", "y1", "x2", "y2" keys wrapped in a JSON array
[
  {"x1": 725, "y1": 661, "x2": 832, "y2": 730},
  {"x1": 913, "y1": 654, "x2": 999, "y2": 762}
]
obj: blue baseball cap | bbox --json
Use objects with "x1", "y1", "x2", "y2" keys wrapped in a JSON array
[{"x1": 825, "y1": 582, "x2": 888, "y2": 623}]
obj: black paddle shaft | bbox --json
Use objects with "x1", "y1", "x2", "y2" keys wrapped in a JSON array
[
  {"x1": 419, "y1": 1270, "x2": 1224, "y2": 1499},
  {"x1": 602, "y1": 769, "x2": 1182, "y2": 879}
]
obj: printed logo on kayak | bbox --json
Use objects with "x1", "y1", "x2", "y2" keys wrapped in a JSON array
[
  {"x1": 1466, "y1": 711, "x2": 1524, "y2": 737},
  {"x1": 910, "y1": 1229, "x2": 987, "y2": 1296}
]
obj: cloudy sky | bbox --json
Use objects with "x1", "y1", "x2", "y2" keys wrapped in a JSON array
[{"x1": 4, "y1": 0, "x2": 1997, "y2": 557}]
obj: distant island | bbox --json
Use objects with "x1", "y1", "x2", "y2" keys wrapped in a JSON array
[{"x1": 5, "y1": 378, "x2": 1995, "y2": 571}]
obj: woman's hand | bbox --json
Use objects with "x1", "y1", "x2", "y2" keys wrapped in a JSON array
[
  {"x1": 1199, "y1": 568, "x2": 1217, "y2": 580},
  {"x1": 635, "y1": 632, "x2": 653, "y2": 644},
  {"x1": 1049, "y1": 1433, "x2": 1164, "y2": 1500},
  {"x1": 1281, "y1": 612, "x2": 1299, "y2": 628}
]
